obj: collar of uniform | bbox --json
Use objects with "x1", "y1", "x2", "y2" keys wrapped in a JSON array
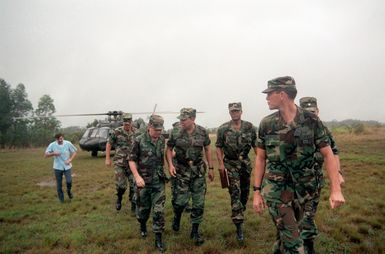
[
  {"x1": 144, "y1": 130, "x2": 161, "y2": 145},
  {"x1": 180, "y1": 123, "x2": 197, "y2": 135},
  {"x1": 143, "y1": 130, "x2": 154, "y2": 143},
  {"x1": 227, "y1": 120, "x2": 243, "y2": 131},
  {"x1": 276, "y1": 105, "x2": 302, "y2": 129},
  {"x1": 120, "y1": 125, "x2": 136, "y2": 134}
]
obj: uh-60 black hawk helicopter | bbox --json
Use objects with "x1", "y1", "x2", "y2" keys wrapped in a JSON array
[{"x1": 74, "y1": 110, "x2": 146, "y2": 157}]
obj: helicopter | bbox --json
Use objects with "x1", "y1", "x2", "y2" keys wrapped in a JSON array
[{"x1": 74, "y1": 110, "x2": 147, "y2": 157}]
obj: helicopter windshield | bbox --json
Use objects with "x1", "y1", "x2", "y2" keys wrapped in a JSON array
[
  {"x1": 81, "y1": 128, "x2": 92, "y2": 138},
  {"x1": 98, "y1": 128, "x2": 109, "y2": 138},
  {"x1": 89, "y1": 127, "x2": 109, "y2": 138}
]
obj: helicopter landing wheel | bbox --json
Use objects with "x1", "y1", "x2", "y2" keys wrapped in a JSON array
[{"x1": 91, "y1": 150, "x2": 98, "y2": 157}]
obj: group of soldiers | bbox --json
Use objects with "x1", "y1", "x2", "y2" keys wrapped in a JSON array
[{"x1": 103, "y1": 75, "x2": 345, "y2": 254}]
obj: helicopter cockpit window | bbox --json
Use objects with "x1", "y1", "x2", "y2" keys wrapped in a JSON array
[
  {"x1": 88, "y1": 127, "x2": 109, "y2": 138},
  {"x1": 99, "y1": 128, "x2": 109, "y2": 138},
  {"x1": 90, "y1": 128, "x2": 99, "y2": 138},
  {"x1": 81, "y1": 128, "x2": 92, "y2": 138}
]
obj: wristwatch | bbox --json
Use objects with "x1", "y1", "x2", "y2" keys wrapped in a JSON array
[{"x1": 253, "y1": 186, "x2": 261, "y2": 191}]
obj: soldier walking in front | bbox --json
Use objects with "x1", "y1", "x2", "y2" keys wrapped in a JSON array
[
  {"x1": 216, "y1": 102, "x2": 257, "y2": 241},
  {"x1": 166, "y1": 108, "x2": 214, "y2": 246},
  {"x1": 128, "y1": 115, "x2": 167, "y2": 252},
  {"x1": 252, "y1": 76, "x2": 345, "y2": 254}
]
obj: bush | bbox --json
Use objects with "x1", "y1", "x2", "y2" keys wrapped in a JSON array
[{"x1": 352, "y1": 123, "x2": 365, "y2": 134}]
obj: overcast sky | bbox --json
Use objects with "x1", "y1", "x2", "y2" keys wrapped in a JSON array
[{"x1": 1, "y1": 0, "x2": 384, "y2": 129}]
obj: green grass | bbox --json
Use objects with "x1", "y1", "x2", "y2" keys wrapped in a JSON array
[{"x1": 1, "y1": 127, "x2": 385, "y2": 253}]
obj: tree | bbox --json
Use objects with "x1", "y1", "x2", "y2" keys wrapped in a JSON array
[
  {"x1": 11, "y1": 83, "x2": 33, "y2": 118},
  {"x1": 31, "y1": 95, "x2": 61, "y2": 146},
  {"x1": 35, "y1": 94, "x2": 56, "y2": 117},
  {"x1": 8, "y1": 83, "x2": 34, "y2": 147},
  {"x1": 0, "y1": 79, "x2": 13, "y2": 148},
  {"x1": 87, "y1": 119, "x2": 100, "y2": 128}
]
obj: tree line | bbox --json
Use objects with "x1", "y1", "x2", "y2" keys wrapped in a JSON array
[{"x1": 0, "y1": 78, "x2": 61, "y2": 148}]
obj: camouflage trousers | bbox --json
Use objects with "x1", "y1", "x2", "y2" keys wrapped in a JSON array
[
  {"x1": 263, "y1": 176, "x2": 302, "y2": 254},
  {"x1": 135, "y1": 175, "x2": 166, "y2": 233},
  {"x1": 114, "y1": 165, "x2": 135, "y2": 203},
  {"x1": 300, "y1": 166, "x2": 324, "y2": 242},
  {"x1": 170, "y1": 177, "x2": 191, "y2": 212},
  {"x1": 172, "y1": 163, "x2": 207, "y2": 224},
  {"x1": 269, "y1": 195, "x2": 320, "y2": 254},
  {"x1": 264, "y1": 173, "x2": 321, "y2": 254},
  {"x1": 170, "y1": 177, "x2": 177, "y2": 208},
  {"x1": 225, "y1": 159, "x2": 251, "y2": 224},
  {"x1": 300, "y1": 175, "x2": 323, "y2": 242}
]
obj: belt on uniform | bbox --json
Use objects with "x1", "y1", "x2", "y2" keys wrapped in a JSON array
[
  {"x1": 176, "y1": 159, "x2": 204, "y2": 167},
  {"x1": 265, "y1": 172, "x2": 288, "y2": 182},
  {"x1": 224, "y1": 155, "x2": 248, "y2": 161}
]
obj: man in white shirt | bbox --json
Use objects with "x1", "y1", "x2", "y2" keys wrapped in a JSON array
[{"x1": 45, "y1": 133, "x2": 77, "y2": 203}]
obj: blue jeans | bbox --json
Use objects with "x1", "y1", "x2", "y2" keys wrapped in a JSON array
[{"x1": 54, "y1": 169, "x2": 72, "y2": 202}]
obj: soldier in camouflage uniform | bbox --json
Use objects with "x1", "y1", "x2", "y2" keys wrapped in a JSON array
[
  {"x1": 169, "y1": 122, "x2": 193, "y2": 213},
  {"x1": 299, "y1": 96, "x2": 344, "y2": 253},
  {"x1": 252, "y1": 76, "x2": 345, "y2": 254},
  {"x1": 166, "y1": 108, "x2": 214, "y2": 246},
  {"x1": 105, "y1": 113, "x2": 138, "y2": 211},
  {"x1": 216, "y1": 102, "x2": 257, "y2": 241},
  {"x1": 128, "y1": 115, "x2": 167, "y2": 252}
]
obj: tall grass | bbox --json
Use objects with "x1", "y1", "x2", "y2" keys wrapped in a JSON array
[{"x1": 1, "y1": 127, "x2": 384, "y2": 253}]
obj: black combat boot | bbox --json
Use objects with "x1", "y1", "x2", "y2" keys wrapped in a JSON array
[
  {"x1": 172, "y1": 209, "x2": 183, "y2": 232},
  {"x1": 155, "y1": 233, "x2": 166, "y2": 252},
  {"x1": 190, "y1": 223, "x2": 204, "y2": 246},
  {"x1": 304, "y1": 239, "x2": 315, "y2": 254},
  {"x1": 235, "y1": 223, "x2": 244, "y2": 242},
  {"x1": 116, "y1": 188, "x2": 125, "y2": 211},
  {"x1": 140, "y1": 220, "x2": 147, "y2": 238}
]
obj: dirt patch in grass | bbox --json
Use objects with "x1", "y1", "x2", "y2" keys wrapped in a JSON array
[{"x1": 37, "y1": 179, "x2": 56, "y2": 187}]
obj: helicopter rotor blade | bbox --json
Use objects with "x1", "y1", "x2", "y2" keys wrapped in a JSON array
[
  {"x1": 130, "y1": 111, "x2": 205, "y2": 115},
  {"x1": 55, "y1": 111, "x2": 124, "y2": 117},
  {"x1": 12, "y1": 109, "x2": 205, "y2": 121},
  {"x1": 54, "y1": 113, "x2": 113, "y2": 117}
]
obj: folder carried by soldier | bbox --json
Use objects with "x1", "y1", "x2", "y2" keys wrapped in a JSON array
[{"x1": 219, "y1": 168, "x2": 230, "y2": 189}]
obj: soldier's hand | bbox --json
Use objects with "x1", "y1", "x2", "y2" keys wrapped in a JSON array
[
  {"x1": 253, "y1": 192, "x2": 266, "y2": 215},
  {"x1": 329, "y1": 191, "x2": 345, "y2": 209},
  {"x1": 135, "y1": 176, "x2": 145, "y2": 188},
  {"x1": 208, "y1": 169, "x2": 214, "y2": 182},
  {"x1": 105, "y1": 158, "x2": 112, "y2": 167},
  {"x1": 169, "y1": 165, "x2": 176, "y2": 177}
]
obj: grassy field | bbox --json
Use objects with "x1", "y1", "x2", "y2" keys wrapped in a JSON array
[{"x1": 1, "y1": 127, "x2": 384, "y2": 254}]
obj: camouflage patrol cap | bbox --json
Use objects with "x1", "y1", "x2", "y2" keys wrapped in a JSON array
[
  {"x1": 149, "y1": 114, "x2": 164, "y2": 130},
  {"x1": 122, "y1": 113, "x2": 132, "y2": 122},
  {"x1": 177, "y1": 108, "x2": 196, "y2": 120},
  {"x1": 228, "y1": 102, "x2": 242, "y2": 111},
  {"x1": 262, "y1": 76, "x2": 297, "y2": 93},
  {"x1": 300, "y1": 97, "x2": 318, "y2": 113}
]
